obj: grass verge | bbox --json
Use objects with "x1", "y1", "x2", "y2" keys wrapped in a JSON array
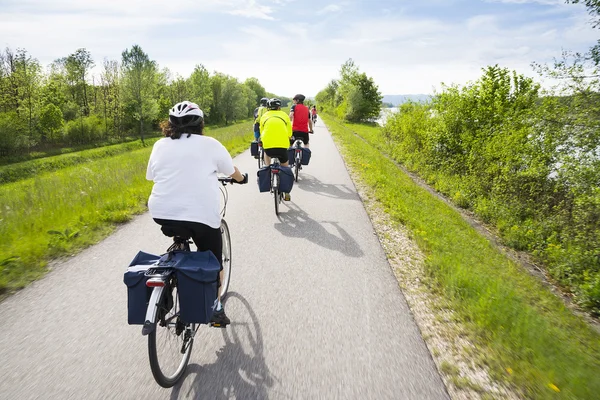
[
  {"x1": 0, "y1": 121, "x2": 253, "y2": 295},
  {"x1": 322, "y1": 114, "x2": 600, "y2": 399}
]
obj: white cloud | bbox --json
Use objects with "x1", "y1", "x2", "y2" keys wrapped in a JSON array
[
  {"x1": 318, "y1": 4, "x2": 342, "y2": 15},
  {"x1": 1, "y1": 0, "x2": 598, "y2": 97}
]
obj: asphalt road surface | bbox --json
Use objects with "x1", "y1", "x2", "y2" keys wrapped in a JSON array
[{"x1": 0, "y1": 118, "x2": 449, "y2": 400}]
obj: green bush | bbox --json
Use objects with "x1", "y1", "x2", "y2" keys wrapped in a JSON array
[
  {"x1": 380, "y1": 65, "x2": 600, "y2": 313},
  {"x1": 64, "y1": 115, "x2": 104, "y2": 144}
]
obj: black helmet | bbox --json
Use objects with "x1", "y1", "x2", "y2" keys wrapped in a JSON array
[
  {"x1": 268, "y1": 98, "x2": 281, "y2": 110},
  {"x1": 293, "y1": 94, "x2": 305, "y2": 103},
  {"x1": 260, "y1": 97, "x2": 269, "y2": 106}
]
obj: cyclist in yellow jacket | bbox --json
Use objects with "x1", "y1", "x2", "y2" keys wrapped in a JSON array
[{"x1": 259, "y1": 98, "x2": 293, "y2": 200}]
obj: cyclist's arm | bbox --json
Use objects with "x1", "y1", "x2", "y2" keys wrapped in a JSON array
[
  {"x1": 286, "y1": 115, "x2": 293, "y2": 139},
  {"x1": 230, "y1": 166, "x2": 245, "y2": 183},
  {"x1": 289, "y1": 104, "x2": 295, "y2": 123}
]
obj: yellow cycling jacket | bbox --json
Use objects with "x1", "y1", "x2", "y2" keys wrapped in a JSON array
[
  {"x1": 259, "y1": 110, "x2": 292, "y2": 149},
  {"x1": 254, "y1": 106, "x2": 268, "y2": 125}
]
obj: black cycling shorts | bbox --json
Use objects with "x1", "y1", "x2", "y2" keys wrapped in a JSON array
[
  {"x1": 293, "y1": 130, "x2": 309, "y2": 145},
  {"x1": 153, "y1": 218, "x2": 223, "y2": 270},
  {"x1": 264, "y1": 147, "x2": 289, "y2": 164}
]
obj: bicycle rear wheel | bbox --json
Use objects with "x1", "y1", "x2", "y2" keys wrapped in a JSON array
[
  {"x1": 273, "y1": 187, "x2": 280, "y2": 215},
  {"x1": 219, "y1": 219, "x2": 232, "y2": 299},
  {"x1": 294, "y1": 160, "x2": 299, "y2": 182},
  {"x1": 148, "y1": 286, "x2": 195, "y2": 388}
]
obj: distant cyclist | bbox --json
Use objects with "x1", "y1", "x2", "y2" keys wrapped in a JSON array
[
  {"x1": 259, "y1": 98, "x2": 293, "y2": 201},
  {"x1": 311, "y1": 105, "x2": 317, "y2": 124},
  {"x1": 253, "y1": 97, "x2": 269, "y2": 141},
  {"x1": 289, "y1": 94, "x2": 313, "y2": 148},
  {"x1": 146, "y1": 101, "x2": 247, "y2": 327}
]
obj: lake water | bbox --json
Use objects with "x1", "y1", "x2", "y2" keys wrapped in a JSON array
[{"x1": 376, "y1": 107, "x2": 399, "y2": 126}]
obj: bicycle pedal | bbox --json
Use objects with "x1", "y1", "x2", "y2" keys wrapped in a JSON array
[{"x1": 209, "y1": 322, "x2": 227, "y2": 328}]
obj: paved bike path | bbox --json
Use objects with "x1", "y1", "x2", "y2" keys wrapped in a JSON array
[{"x1": 0, "y1": 119, "x2": 449, "y2": 399}]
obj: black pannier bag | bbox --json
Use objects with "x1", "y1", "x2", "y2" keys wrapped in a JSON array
[
  {"x1": 257, "y1": 166, "x2": 271, "y2": 192},
  {"x1": 275, "y1": 165, "x2": 294, "y2": 193},
  {"x1": 301, "y1": 147, "x2": 311, "y2": 165},
  {"x1": 157, "y1": 251, "x2": 221, "y2": 324},
  {"x1": 124, "y1": 251, "x2": 161, "y2": 325},
  {"x1": 250, "y1": 141, "x2": 259, "y2": 157}
]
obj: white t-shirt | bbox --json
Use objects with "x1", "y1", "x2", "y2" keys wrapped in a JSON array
[{"x1": 146, "y1": 134, "x2": 235, "y2": 229}]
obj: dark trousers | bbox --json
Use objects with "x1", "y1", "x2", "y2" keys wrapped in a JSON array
[{"x1": 154, "y1": 218, "x2": 222, "y2": 270}]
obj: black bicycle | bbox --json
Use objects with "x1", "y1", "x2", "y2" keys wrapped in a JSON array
[
  {"x1": 142, "y1": 175, "x2": 246, "y2": 388},
  {"x1": 269, "y1": 158, "x2": 284, "y2": 215},
  {"x1": 290, "y1": 139, "x2": 304, "y2": 182},
  {"x1": 257, "y1": 141, "x2": 265, "y2": 169}
]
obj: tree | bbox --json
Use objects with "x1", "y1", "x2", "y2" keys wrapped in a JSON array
[
  {"x1": 39, "y1": 103, "x2": 64, "y2": 143},
  {"x1": 63, "y1": 48, "x2": 94, "y2": 116},
  {"x1": 188, "y1": 65, "x2": 213, "y2": 113},
  {"x1": 121, "y1": 45, "x2": 159, "y2": 143},
  {"x1": 99, "y1": 59, "x2": 123, "y2": 138},
  {"x1": 244, "y1": 77, "x2": 267, "y2": 105},
  {"x1": 316, "y1": 59, "x2": 382, "y2": 122}
]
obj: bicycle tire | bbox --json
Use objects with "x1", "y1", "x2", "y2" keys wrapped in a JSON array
[
  {"x1": 219, "y1": 219, "x2": 232, "y2": 299},
  {"x1": 148, "y1": 286, "x2": 194, "y2": 388},
  {"x1": 257, "y1": 151, "x2": 261, "y2": 169},
  {"x1": 294, "y1": 160, "x2": 299, "y2": 182}
]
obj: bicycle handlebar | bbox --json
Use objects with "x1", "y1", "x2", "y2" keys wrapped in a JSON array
[{"x1": 218, "y1": 173, "x2": 248, "y2": 185}]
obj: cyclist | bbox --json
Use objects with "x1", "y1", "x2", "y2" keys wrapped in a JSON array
[
  {"x1": 289, "y1": 94, "x2": 313, "y2": 148},
  {"x1": 311, "y1": 105, "x2": 317, "y2": 124},
  {"x1": 259, "y1": 98, "x2": 293, "y2": 201},
  {"x1": 146, "y1": 101, "x2": 247, "y2": 327},
  {"x1": 253, "y1": 97, "x2": 269, "y2": 142}
]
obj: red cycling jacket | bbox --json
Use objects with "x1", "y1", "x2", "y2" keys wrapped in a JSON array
[{"x1": 291, "y1": 104, "x2": 310, "y2": 133}]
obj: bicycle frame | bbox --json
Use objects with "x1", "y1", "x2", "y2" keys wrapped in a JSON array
[{"x1": 143, "y1": 177, "x2": 233, "y2": 336}]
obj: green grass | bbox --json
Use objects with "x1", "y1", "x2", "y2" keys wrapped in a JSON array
[
  {"x1": 0, "y1": 120, "x2": 253, "y2": 185},
  {"x1": 0, "y1": 121, "x2": 254, "y2": 295},
  {"x1": 322, "y1": 114, "x2": 600, "y2": 399}
]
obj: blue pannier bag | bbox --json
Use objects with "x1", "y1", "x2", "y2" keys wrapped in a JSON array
[
  {"x1": 250, "y1": 141, "x2": 259, "y2": 157},
  {"x1": 158, "y1": 251, "x2": 220, "y2": 324},
  {"x1": 124, "y1": 251, "x2": 161, "y2": 325},
  {"x1": 257, "y1": 166, "x2": 271, "y2": 192},
  {"x1": 287, "y1": 147, "x2": 296, "y2": 164},
  {"x1": 275, "y1": 165, "x2": 294, "y2": 193},
  {"x1": 301, "y1": 147, "x2": 311, "y2": 165}
]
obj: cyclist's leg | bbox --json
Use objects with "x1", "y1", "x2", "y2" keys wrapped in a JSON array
[
  {"x1": 294, "y1": 131, "x2": 309, "y2": 148},
  {"x1": 253, "y1": 123, "x2": 260, "y2": 141}
]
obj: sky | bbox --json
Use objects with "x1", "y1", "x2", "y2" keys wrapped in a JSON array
[{"x1": 0, "y1": 0, "x2": 598, "y2": 97}]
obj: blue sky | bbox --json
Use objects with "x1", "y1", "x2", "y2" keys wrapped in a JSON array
[{"x1": 0, "y1": 0, "x2": 597, "y2": 96}]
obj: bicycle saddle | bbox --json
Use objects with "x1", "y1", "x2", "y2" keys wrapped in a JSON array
[{"x1": 160, "y1": 225, "x2": 194, "y2": 239}]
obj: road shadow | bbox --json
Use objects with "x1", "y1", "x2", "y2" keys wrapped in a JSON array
[
  {"x1": 169, "y1": 292, "x2": 280, "y2": 400},
  {"x1": 274, "y1": 203, "x2": 364, "y2": 258},
  {"x1": 294, "y1": 173, "x2": 359, "y2": 201}
]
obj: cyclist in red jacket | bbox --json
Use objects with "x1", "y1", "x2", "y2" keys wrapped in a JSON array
[{"x1": 289, "y1": 94, "x2": 313, "y2": 148}]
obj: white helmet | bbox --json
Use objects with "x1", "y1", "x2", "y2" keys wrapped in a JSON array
[{"x1": 169, "y1": 101, "x2": 204, "y2": 127}]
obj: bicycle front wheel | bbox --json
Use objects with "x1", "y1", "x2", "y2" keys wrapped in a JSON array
[
  {"x1": 219, "y1": 219, "x2": 232, "y2": 299},
  {"x1": 148, "y1": 286, "x2": 194, "y2": 388}
]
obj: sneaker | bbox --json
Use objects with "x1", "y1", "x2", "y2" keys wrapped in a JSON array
[
  {"x1": 283, "y1": 193, "x2": 291, "y2": 201},
  {"x1": 210, "y1": 309, "x2": 230, "y2": 328}
]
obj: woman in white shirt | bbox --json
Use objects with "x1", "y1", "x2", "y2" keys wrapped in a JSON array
[{"x1": 146, "y1": 101, "x2": 247, "y2": 327}]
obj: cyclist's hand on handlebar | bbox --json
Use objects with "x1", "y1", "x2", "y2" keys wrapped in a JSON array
[
  {"x1": 309, "y1": 131, "x2": 314, "y2": 134},
  {"x1": 234, "y1": 173, "x2": 248, "y2": 184}
]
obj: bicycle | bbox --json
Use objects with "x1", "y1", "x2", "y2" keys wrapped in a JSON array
[
  {"x1": 141, "y1": 175, "x2": 246, "y2": 388},
  {"x1": 312, "y1": 114, "x2": 317, "y2": 125},
  {"x1": 269, "y1": 157, "x2": 284, "y2": 216},
  {"x1": 257, "y1": 141, "x2": 264, "y2": 169},
  {"x1": 290, "y1": 139, "x2": 304, "y2": 182}
]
